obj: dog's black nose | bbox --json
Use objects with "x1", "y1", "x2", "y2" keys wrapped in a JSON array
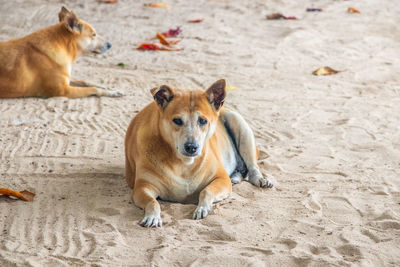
[
  {"x1": 106, "y1": 42, "x2": 112, "y2": 49},
  {"x1": 184, "y1": 142, "x2": 199, "y2": 155}
]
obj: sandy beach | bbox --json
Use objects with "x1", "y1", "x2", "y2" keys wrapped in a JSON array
[{"x1": 1, "y1": 0, "x2": 399, "y2": 266}]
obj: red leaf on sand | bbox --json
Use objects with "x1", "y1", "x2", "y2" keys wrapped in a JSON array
[
  {"x1": 188, "y1": 18, "x2": 204, "y2": 23},
  {"x1": 137, "y1": 43, "x2": 160, "y2": 50},
  {"x1": 137, "y1": 43, "x2": 181, "y2": 51},
  {"x1": 161, "y1": 26, "x2": 181, "y2": 38}
]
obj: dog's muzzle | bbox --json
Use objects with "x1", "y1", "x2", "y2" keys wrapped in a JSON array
[
  {"x1": 92, "y1": 42, "x2": 112, "y2": 54},
  {"x1": 183, "y1": 142, "x2": 199, "y2": 157}
]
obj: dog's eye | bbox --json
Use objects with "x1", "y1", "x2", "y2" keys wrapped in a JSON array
[
  {"x1": 198, "y1": 117, "x2": 207, "y2": 126},
  {"x1": 92, "y1": 33, "x2": 96, "y2": 37},
  {"x1": 172, "y1": 118, "x2": 183, "y2": 126}
]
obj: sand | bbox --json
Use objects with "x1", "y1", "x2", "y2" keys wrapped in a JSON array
[{"x1": 1, "y1": 0, "x2": 399, "y2": 266}]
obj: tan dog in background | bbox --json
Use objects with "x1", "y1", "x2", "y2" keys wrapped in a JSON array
[
  {"x1": 125, "y1": 79, "x2": 273, "y2": 227},
  {"x1": 0, "y1": 6, "x2": 123, "y2": 98}
]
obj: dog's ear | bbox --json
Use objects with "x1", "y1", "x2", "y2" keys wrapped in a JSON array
[
  {"x1": 151, "y1": 85, "x2": 174, "y2": 109},
  {"x1": 58, "y1": 6, "x2": 70, "y2": 22},
  {"x1": 205, "y1": 79, "x2": 226, "y2": 111},
  {"x1": 63, "y1": 10, "x2": 82, "y2": 34}
]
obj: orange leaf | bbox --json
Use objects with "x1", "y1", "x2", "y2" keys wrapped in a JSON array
[
  {"x1": 347, "y1": 7, "x2": 360, "y2": 14},
  {"x1": 169, "y1": 40, "x2": 180, "y2": 45},
  {"x1": 0, "y1": 187, "x2": 35, "y2": 201},
  {"x1": 144, "y1": 3, "x2": 171, "y2": 9},
  {"x1": 158, "y1": 46, "x2": 181, "y2": 51},
  {"x1": 156, "y1": 32, "x2": 171, "y2": 46},
  {"x1": 188, "y1": 19, "x2": 204, "y2": 23}
]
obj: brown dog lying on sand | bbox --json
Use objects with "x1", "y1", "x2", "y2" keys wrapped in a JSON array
[
  {"x1": 125, "y1": 79, "x2": 273, "y2": 227},
  {"x1": 0, "y1": 6, "x2": 123, "y2": 98}
]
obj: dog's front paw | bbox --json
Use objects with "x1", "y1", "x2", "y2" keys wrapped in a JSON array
[
  {"x1": 249, "y1": 175, "x2": 273, "y2": 188},
  {"x1": 107, "y1": 90, "x2": 125, "y2": 97},
  {"x1": 193, "y1": 205, "x2": 211, "y2": 220},
  {"x1": 140, "y1": 215, "x2": 162, "y2": 228}
]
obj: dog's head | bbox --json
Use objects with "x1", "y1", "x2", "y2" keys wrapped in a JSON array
[
  {"x1": 58, "y1": 6, "x2": 111, "y2": 55},
  {"x1": 151, "y1": 79, "x2": 226, "y2": 165}
]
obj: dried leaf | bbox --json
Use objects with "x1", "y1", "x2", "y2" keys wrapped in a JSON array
[
  {"x1": 137, "y1": 43, "x2": 160, "y2": 50},
  {"x1": 144, "y1": 3, "x2": 171, "y2": 9},
  {"x1": 266, "y1": 13, "x2": 297, "y2": 20},
  {"x1": 0, "y1": 187, "x2": 35, "y2": 202},
  {"x1": 266, "y1": 13, "x2": 286, "y2": 20},
  {"x1": 347, "y1": 7, "x2": 360, "y2": 14},
  {"x1": 188, "y1": 18, "x2": 204, "y2": 23},
  {"x1": 156, "y1": 32, "x2": 172, "y2": 46},
  {"x1": 99, "y1": 0, "x2": 118, "y2": 3},
  {"x1": 137, "y1": 43, "x2": 180, "y2": 51},
  {"x1": 168, "y1": 40, "x2": 180, "y2": 45},
  {"x1": 158, "y1": 46, "x2": 181, "y2": 51},
  {"x1": 312, "y1": 66, "x2": 340, "y2": 76},
  {"x1": 226, "y1": 86, "x2": 237, "y2": 91},
  {"x1": 161, "y1": 26, "x2": 181, "y2": 38},
  {"x1": 154, "y1": 33, "x2": 181, "y2": 46},
  {"x1": 20, "y1": 190, "x2": 35, "y2": 201},
  {"x1": 306, "y1": 8, "x2": 322, "y2": 12}
]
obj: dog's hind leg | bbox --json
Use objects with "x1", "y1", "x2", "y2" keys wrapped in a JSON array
[
  {"x1": 221, "y1": 109, "x2": 273, "y2": 188},
  {"x1": 61, "y1": 85, "x2": 124, "y2": 98},
  {"x1": 125, "y1": 157, "x2": 136, "y2": 189},
  {"x1": 70, "y1": 80, "x2": 107, "y2": 90},
  {"x1": 230, "y1": 171, "x2": 243, "y2": 184}
]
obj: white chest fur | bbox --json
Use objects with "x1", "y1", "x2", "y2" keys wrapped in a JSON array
[{"x1": 166, "y1": 174, "x2": 203, "y2": 202}]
